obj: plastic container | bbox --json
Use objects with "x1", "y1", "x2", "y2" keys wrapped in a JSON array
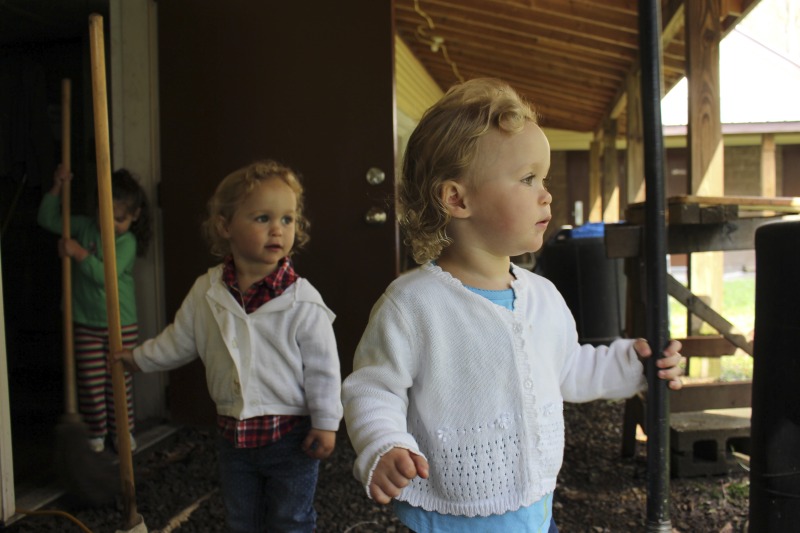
[{"x1": 536, "y1": 223, "x2": 626, "y2": 345}]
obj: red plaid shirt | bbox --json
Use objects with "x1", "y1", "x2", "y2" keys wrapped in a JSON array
[{"x1": 217, "y1": 255, "x2": 304, "y2": 448}]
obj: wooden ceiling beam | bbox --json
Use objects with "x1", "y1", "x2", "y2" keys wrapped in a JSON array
[
  {"x1": 422, "y1": 63, "x2": 610, "y2": 121},
  {"x1": 395, "y1": 16, "x2": 638, "y2": 67},
  {"x1": 604, "y1": 0, "x2": 686, "y2": 124},
  {"x1": 396, "y1": 5, "x2": 640, "y2": 58},
  {"x1": 450, "y1": 0, "x2": 639, "y2": 28},
  {"x1": 395, "y1": 0, "x2": 760, "y2": 134},
  {"x1": 421, "y1": 61, "x2": 615, "y2": 103},
  {"x1": 405, "y1": 0, "x2": 640, "y2": 47},
  {"x1": 400, "y1": 36, "x2": 629, "y2": 86},
  {"x1": 398, "y1": 49, "x2": 628, "y2": 92},
  {"x1": 422, "y1": 62, "x2": 613, "y2": 110}
]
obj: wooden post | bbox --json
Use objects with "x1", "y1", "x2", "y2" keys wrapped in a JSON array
[
  {"x1": 603, "y1": 118, "x2": 620, "y2": 222},
  {"x1": 761, "y1": 133, "x2": 776, "y2": 198},
  {"x1": 589, "y1": 139, "x2": 603, "y2": 222},
  {"x1": 686, "y1": 0, "x2": 724, "y2": 378},
  {"x1": 626, "y1": 71, "x2": 646, "y2": 205}
]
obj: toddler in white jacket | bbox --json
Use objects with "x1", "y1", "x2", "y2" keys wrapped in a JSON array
[
  {"x1": 341, "y1": 79, "x2": 684, "y2": 533},
  {"x1": 115, "y1": 160, "x2": 342, "y2": 533}
]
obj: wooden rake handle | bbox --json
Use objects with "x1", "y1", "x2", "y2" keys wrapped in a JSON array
[{"x1": 88, "y1": 13, "x2": 141, "y2": 531}]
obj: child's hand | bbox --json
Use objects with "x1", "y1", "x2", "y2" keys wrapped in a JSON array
[
  {"x1": 110, "y1": 349, "x2": 141, "y2": 373},
  {"x1": 50, "y1": 164, "x2": 72, "y2": 195},
  {"x1": 302, "y1": 428, "x2": 336, "y2": 460},
  {"x1": 633, "y1": 338, "x2": 684, "y2": 390},
  {"x1": 369, "y1": 447, "x2": 429, "y2": 504},
  {"x1": 59, "y1": 238, "x2": 89, "y2": 262}
]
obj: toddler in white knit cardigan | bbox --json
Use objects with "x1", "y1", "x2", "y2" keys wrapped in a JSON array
[{"x1": 341, "y1": 78, "x2": 684, "y2": 533}]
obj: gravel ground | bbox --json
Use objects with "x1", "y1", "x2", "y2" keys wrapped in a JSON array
[{"x1": 6, "y1": 400, "x2": 750, "y2": 532}]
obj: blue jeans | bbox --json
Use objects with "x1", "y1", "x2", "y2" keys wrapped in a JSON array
[{"x1": 217, "y1": 419, "x2": 319, "y2": 533}]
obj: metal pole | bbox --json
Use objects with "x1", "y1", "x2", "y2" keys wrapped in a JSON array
[{"x1": 638, "y1": 1, "x2": 672, "y2": 531}]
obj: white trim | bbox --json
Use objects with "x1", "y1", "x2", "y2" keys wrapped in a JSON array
[
  {"x1": 0, "y1": 251, "x2": 15, "y2": 524},
  {"x1": 664, "y1": 122, "x2": 800, "y2": 136},
  {"x1": 110, "y1": 0, "x2": 167, "y2": 420}
]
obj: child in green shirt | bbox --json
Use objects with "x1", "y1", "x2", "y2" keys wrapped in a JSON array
[{"x1": 38, "y1": 165, "x2": 152, "y2": 453}]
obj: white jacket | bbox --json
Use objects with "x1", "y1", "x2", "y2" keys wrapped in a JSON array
[
  {"x1": 134, "y1": 265, "x2": 343, "y2": 432},
  {"x1": 342, "y1": 263, "x2": 645, "y2": 517}
]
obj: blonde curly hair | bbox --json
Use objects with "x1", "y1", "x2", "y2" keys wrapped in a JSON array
[
  {"x1": 203, "y1": 159, "x2": 310, "y2": 258},
  {"x1": 398, "y1": 78, "x2": 538, "y2": 264}
]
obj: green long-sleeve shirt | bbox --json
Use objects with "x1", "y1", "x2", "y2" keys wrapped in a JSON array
[{"x1": 38, "y1": 193, "x2": 139, "y2": 328}]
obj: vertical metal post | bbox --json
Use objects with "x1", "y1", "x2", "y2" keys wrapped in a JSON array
[{"x1": 638, "y1": 1, "x2": 672, "y2": 531}]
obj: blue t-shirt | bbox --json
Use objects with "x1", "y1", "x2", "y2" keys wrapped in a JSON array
[
  {"x1": 466, "y1": 285, "x2": 516, "y2": 310},
  {"x1": 393, "y1": 283, "x2": 555, "y2": 532},
  {"x1": 394, "y1": 493, "x2": 554, "y2": 533}
]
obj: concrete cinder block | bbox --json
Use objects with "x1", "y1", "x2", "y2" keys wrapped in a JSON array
[{"x1": 670, "y1": 408, "x2": 751, "y2": 478}]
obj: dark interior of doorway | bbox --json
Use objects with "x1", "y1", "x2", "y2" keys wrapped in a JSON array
[{"x1": 0, "y1": 0, "x2": 108, "y2": 494}]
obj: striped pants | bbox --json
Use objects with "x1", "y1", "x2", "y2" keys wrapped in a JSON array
[{"x1": 74, "y1": 323, "x2": 137, "y2": 438}]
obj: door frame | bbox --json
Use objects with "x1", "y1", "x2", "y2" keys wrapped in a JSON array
[{"x1": 0, "y1": 0, "x2": 166, "y2": 521}]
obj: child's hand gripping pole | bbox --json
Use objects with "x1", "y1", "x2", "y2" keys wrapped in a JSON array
[{"x1": 89, "y1": 13, "x2": 146, "y2": 533}]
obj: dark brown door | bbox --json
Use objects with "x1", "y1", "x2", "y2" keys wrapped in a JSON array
[{"x1": 158, "y1": 1, "x2": 398, "y2": 425}]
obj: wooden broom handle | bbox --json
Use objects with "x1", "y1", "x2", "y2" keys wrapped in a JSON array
[
  {"x1": 60, "y1": 78, "x2": 78, "y2": 417},
  {"x1": 88, "y1": 14, "x2": 140, "y2": 529}
]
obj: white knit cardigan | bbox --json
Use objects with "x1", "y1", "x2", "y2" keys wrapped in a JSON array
[{"x1": 342, "y1": 263, "x2": 645, "y2": 517}]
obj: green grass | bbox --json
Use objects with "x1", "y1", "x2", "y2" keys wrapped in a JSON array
[{"x1": 669, "y1": 276, "x2": 755, "y2": 381}]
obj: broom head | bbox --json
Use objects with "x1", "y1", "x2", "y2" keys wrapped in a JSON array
[{"x1": 55, "y1": 413, "x2": 119, "y2": 507}]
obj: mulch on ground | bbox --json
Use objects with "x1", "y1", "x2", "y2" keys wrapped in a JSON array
[{"x1": 6, "y1": 400, "x2": 749, "y2": 532}]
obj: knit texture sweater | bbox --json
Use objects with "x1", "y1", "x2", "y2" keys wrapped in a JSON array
[
  {"x1": 342, "y1": 262, "x2": 646, "y2": 517},
  {"x1": 133, "y1": 265, "x2": 343, "y2": 431},
  {"x1": 38, "y1": 193, "x2": 138, "y2": 327}
]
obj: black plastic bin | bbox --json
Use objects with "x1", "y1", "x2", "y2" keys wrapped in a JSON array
[
  {"x1": 536, "y1": 223, "x2": 626, "y2": 345},
  {"x1": 749, "y1": 220, "x2": 800, "y2": 531}
]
